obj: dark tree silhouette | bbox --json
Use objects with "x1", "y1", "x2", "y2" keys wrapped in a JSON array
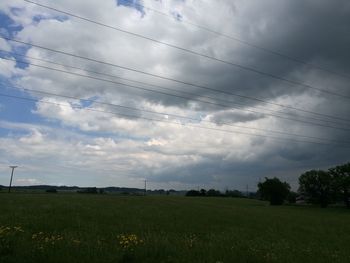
[
  {"x1": 207, "y1": 189, "x2": 221, "y2": 196},
  {"x1": 329, "y1": 163, "x2": 350, "y2": 208},
  {"x1": 299, "y1": 170, "x2": 332, "y2": 207},
  {"x1": 186, "y1": 190, "x2": 200, "y2": 196},
  {"x1": 199, "y1": 189, "x2": 207, "y2": 196},
  {"x1": 257, "y1": 177, "x2": 290, "y2": 205}
]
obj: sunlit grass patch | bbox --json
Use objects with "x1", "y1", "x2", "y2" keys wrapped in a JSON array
[
  {"x1": 31, "y1": 232, "x2": 64, "y2": 250},
  {"x1": 117, "y1": 233, "x2": 144, "y2": 250},
  {"x1": 0, "y1": 225, "x2": 25, "y2": 257}
]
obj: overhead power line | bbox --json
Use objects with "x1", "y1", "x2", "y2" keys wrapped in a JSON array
[
  {"x1": 1, "y1": 49, "x2": 348, "y2": 127},
  {"x1": 2, "y1": 55, "x2": 349, "y2": 132},
  {"x1": 120, "y1": 0, "x2": 350, "y2": 81},
  {"x1": 2, "y1": 37, "x2": 350, "y2": 125},
  {"x1": 3, "y1": 83, "x2": 349, "y2": 145},
  {"x1": 22, "y1": 0, "x2": 350, "y2": 100},
  {"x1": 0, "y1": 91, "x2": 349, "y2": 148}
]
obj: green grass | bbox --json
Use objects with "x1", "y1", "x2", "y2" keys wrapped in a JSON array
[{"x1": 0, "y1": 193, "x2": 349, "y2": 263}]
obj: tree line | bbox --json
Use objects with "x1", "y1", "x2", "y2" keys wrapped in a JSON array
[
  {"x1": 186, "y1": 189, "x2": 245, "y2": 198},
  {"x1": 258, "y1": 162, "x2": 350, "y2": 208}
]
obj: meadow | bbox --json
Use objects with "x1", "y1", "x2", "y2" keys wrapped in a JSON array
[{"x1": 0, "y1": 193, "x2": 349, "y2": 263}]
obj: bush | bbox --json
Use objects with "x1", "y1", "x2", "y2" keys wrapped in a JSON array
[{"x1": 77, "y1": 187, "x2": 98, "y2": 194}]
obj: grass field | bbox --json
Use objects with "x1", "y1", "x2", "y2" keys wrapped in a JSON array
[{"x1": 0, "y1": 193, "x2": 349, "y2": 263}]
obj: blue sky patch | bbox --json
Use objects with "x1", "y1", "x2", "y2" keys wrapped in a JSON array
[
  {"x1": 0, "y1": 11, "x2": 23, "y2": 38},
  {"x1": 0, "y1": 83, "x2": 42, "y2": 127},
  {"x1": 32, "y1": 14, "x2": 69, "y2": 25},
  {"x1": 116, "y1": 0, "x2": 145, "y2": 16},
  {"x1": 0, "y1": 47, "x2": 31, "y2": 70},
  {"x1": 80, "y1": 95, "x2": 100, "y2": 108},
  {"x1": 0, "y1": 11, "x2": 30, "y2": 69}
]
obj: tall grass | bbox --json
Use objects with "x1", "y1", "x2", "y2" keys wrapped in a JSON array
[{"x1": 0, "y1": 193, "x2": 349, "y2": 262}]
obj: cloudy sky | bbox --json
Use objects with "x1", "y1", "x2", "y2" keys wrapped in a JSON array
[{"x1": 0, "y1": 0, "x2": 349, "y2": 190}]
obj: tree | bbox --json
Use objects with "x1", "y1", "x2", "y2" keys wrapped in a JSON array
[
  {"x1": 257, "y1": 177, "x2": 290, "y2": 205},
  {"x1": 298, "y1": 170, "x2": 332, "y2": 207},
  {"x1": 329, "y1": 163, "x2": 350, "y2": 208},
  {"x1": 199, "y1": 189, "x2": 207, "y2": 196},
  {"x1": 186, "y1": 190, "x2": 200, "y2": 196},
  {"x1": 77, "y1": 187, "x2": 98, "y2": 194},
  {"x1": 207, "y1": 189, "x2": 221, "y2": 196}
]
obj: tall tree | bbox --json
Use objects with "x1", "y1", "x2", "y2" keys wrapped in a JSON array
[
  {"x1": 257, "y1": 177, "x2": 290, "y2": 205},
  {"x1": 329, "y1": 163, "x2": 350, "y2": 208},
  {"x1": 298, "y1": 170, "x2": 332, "y2": 207}
]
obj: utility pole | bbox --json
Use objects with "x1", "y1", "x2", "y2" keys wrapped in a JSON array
[
  {"x1": 8, "y1": 166, "x2": 18, "y2": 193},
  {"x1": 144, "y1": 179, "x2": 147, "y2": 196}
]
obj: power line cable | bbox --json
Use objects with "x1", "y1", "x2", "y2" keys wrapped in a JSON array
[
  {"x1": 120, "y1": 0, "x2": 350, "y2": 81},
  {"x1": 2, "y1": 55, "x2": 349, "y2": 132},
  {"x1": 1, "y1": 49, "x2": 348, "y2": 126},
  {"x1": 0, "y1": 92, "x2": 349, "y2": 147},
  {"x1": 2, "y1": 36, "x2": 350, "y2": 124},
  {"x1": 21, "y1": 1, "x2": 350, "y2": 100},
  {"x1": 3, "y1": 83, "x2": 349, "y2": 144}
]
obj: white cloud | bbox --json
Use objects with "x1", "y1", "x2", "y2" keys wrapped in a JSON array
[
  {"x1": 0, "y1": 38, "x2": 11, "y2": 52},
  {"x1": 0, "y1": 57, "x2": 22, "y2": 77}
]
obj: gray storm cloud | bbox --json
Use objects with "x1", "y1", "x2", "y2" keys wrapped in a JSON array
[{"x1": 0, "y1": 0, "x2": 349, "y2": 189}]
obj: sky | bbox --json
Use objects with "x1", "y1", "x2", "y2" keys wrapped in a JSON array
[{"x1": 0, "y1": 0, "x2": 349, "y2": 191}]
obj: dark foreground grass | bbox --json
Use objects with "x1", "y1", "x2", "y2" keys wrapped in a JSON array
[{"x1": 0, "y1": 193, "x2": 349, "y2": 263}]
